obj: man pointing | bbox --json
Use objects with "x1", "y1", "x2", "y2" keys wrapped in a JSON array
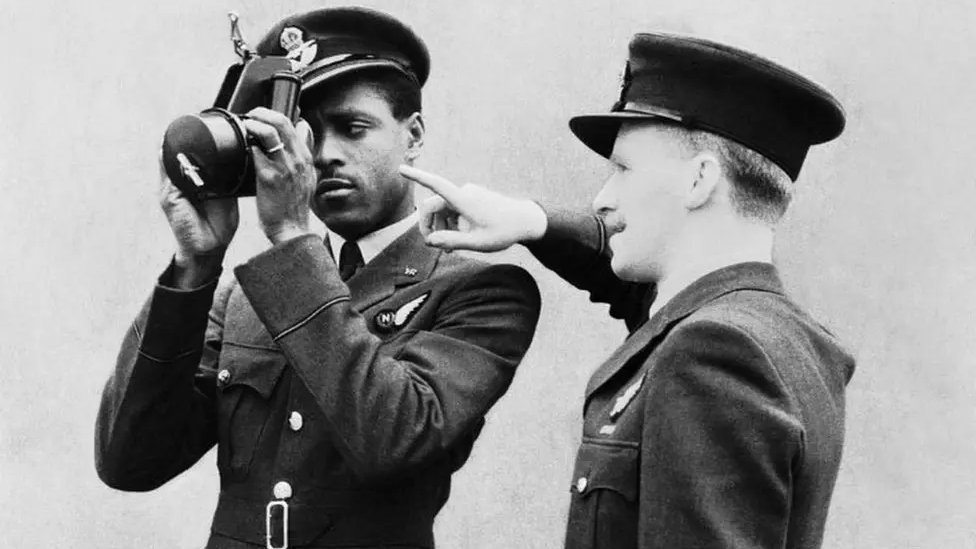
[{"x1": 402, "y1": 32, "x2": 855, "y2": 549}]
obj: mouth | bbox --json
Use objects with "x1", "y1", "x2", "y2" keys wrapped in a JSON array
[{"x1": 316, "y1": 178, "x2": 356, "y2": 199}]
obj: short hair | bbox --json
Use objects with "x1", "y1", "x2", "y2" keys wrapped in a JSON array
[
  {"x1": 665, "y1": 124, "x2": 794, "y2": 224},
  {"x1": 301, "y1": 68, "x2": 423, "y2": 121}
]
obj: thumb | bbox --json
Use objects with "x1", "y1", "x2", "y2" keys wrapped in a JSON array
[{"x1": 295, "y1": 119, "x2": 314, "y2": 153}]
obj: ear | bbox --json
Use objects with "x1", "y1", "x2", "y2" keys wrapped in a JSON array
[
  {"x1": 684, "y1": 151, "x2": 722, "y2": 210},
  {"x1": 402, "y1": 112, "x2": 425, "y2": 162}
]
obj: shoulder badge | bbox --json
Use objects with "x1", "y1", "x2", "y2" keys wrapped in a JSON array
[
  {"x1": 375, "y1": 310, "x2": 396, "y2": 332},
  {"x1": 374, "y1": 292, "x2": 430, "y2": 333},
  {"x1": 394, "y1": 292, "x2": 429, "y2": 327},
  {"x1": 609, "y1": 372, "x2": 645, "y2": 420}
]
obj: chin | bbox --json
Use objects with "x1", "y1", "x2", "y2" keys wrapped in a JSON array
[
  {"x1": 315, "y1": 200, "x2": 357, "y2": 223},
  {"x1": 610, "y1": 254, "x2": 658, "y2": 284},
  {"x1": 319, "y1": 213, "x2": 366, "y2": 240},
  {"x1": 610, "y1": 254, "x2": 636, "y2": 281}
]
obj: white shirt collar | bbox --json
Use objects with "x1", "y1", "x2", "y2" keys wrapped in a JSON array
[{"x1": 327, "y1": 212, "x2": 419, "y2": 265}]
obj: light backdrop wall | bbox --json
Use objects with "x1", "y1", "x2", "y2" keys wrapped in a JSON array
[{"x1": 1, "y1": 0, "x2": 974, "y2": 547}]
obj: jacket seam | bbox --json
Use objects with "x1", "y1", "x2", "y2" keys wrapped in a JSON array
[
  {"x1": 137, "y1": 347, "x2": 197, "y2": 363},
  {"x1": 273, "y1": 296, "x2": 350, "y2": 342}
]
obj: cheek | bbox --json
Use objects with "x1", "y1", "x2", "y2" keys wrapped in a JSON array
[
  {"x1": 616, "y1": 196, "x2": 668, "y2": 258},
  {"x1": 353, "y1": 142, "x2": 397, "y2": 187},
  {"x1": 360, "y1": 159, "x2": 408, "y2": 209}
]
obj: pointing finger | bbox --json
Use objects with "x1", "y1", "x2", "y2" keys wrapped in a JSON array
[{"x1": 400, "y1": 165, "x2": 466, "y2": 207}]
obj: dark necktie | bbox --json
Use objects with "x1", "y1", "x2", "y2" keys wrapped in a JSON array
[{"x1": 338, "y1": 241, "x2": 365, "y2": 282}]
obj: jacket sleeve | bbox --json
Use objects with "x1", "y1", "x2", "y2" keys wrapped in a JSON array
[
  {"x1": 523, "y1": 203, "x2": 654, "y2": 331},
  {"x1": 638, "y1": 318, "x2": 803, "y2": 549},
  {"x1": 234, "y1": 235, "x2": 541, "y2": 481},
  {"x1": 94, "y1": 264, "x2": 232, "y2": 491}
]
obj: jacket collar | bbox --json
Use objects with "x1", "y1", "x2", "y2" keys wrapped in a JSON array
[
  {"x1": 585, "y1": 261, "x2": 785, "y2": 398},
  {"x1": 326, "y1": 212, "x2": 419, "y2": 265},
  {"x1": 344, "y1": 225, "x2": 441, "y2": 312}
]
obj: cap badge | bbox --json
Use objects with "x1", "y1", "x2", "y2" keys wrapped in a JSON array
[
  {"x1": 617, "y1": 60, "x2": 632, "y2": 102},
  {"x1": 279, "y1": 27, "x2": 304, "y2": 51},
  {"x1": 279, "y1": 26, "x2": 318, "y2": 71}
]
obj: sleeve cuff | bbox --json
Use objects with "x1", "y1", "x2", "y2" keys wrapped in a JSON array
[
  {"x1": 137, "y1": 262, "x2": 221, "y2": 361},
  {"x1": 529, "y1": 202, "x2": 606, "y2": 256},
  {"x1": 233, "y1": 234, "x2": 350, "y2": 339}
]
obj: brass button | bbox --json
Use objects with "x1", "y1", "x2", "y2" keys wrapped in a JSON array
[
  {"x1": 288, "y1": 411, "x2": 304, "y2": 432},
  {"x1": 217, "y1": 369, "x2": 231, "y2": 386},
  {"x1": 273, "y1": 481, "x2": 292, "y2": 500},
  {"x1": 576, "y1": 476, "x2": 588, "y2": 493}
]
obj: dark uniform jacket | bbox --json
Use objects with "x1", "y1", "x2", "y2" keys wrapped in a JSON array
[
  {"x1": 95, "y1": 228, "x2": 541, "y2": 549},
  {"x1": 527, "y1": 207, "x2": 856, "y2": 549}
]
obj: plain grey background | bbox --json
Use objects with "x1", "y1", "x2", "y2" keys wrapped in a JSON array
[{"x1": 1, "y1": 0, "x2": 974, "y2": 547}]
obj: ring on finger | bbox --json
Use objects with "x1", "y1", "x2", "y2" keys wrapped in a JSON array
[{"x1": 265, "y1": 142, "x2": 285, "y2": 155}]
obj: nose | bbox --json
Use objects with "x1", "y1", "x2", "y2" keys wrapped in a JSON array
[
  {"x1": 312, "y1": 129, "x2": 345, "y2": 171},
  {"x1": 591, "y1": 173, "x2": 618, "y2": 216}
]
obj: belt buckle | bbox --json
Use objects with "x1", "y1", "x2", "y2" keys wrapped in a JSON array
[{"x1": 265, "y1": 500, "x2": 289, "y2": 549}]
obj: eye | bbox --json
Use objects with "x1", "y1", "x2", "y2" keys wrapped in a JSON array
[{"x1": 343, "y1": 120, "x2": 371, "y2": 137}]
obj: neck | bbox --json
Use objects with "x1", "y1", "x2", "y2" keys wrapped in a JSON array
[
  {"x1": 331, "y1": 195, "x2": 415, "y2": 242},
  {"x1": 649, "y1": 221, "x2": 774, "y2": 318}
]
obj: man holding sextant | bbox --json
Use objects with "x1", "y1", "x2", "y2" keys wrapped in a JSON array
[{"x1": 95, "y1": 7, "x2": 541, "y2": 548}]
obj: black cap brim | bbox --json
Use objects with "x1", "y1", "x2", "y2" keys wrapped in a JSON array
[{"x1": 569, "y1": 108, "x2": 683, "y2": 158}]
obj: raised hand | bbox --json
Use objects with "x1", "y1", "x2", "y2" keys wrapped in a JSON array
[
  {"x1": 244, "y1": 107, "x2": 316, "y2": 244},
  {"x1": 399, "y1": 165, "x2": 547, "y2": 252},
  {"x1": 158, "y1": 155, "x2": 239, "y2": 287}
]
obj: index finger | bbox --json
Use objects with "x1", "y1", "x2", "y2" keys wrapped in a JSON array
[
  {"x1": 247, "y1": 107, "x2": 298, "y2": 145},
  {"x1": 399, "y1": 165, "x2": 466, "y2": 207}
]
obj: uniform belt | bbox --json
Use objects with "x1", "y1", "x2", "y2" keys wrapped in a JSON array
[{"x1": 210, "y1": 491, "x2": 436, "y2": 548}]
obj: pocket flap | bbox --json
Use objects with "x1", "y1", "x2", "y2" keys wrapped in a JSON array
[
  {"x1": 219, "y1": 344, "x2": 288, "y2": 399},
  {"x1": 570, "y1": 440, "x2": 640, "y2": 503}
]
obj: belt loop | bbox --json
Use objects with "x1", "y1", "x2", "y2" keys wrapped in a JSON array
[{"x1": 266, "y1": 500, "x2": 289, "y2": 549}]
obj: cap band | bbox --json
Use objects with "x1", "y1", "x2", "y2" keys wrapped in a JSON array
[
  {"x1": 300, "y1": 56, "x2": 418, "y2": 91},
  {"x1": 613, "y1": 102, "x2": 684, "y2": 124}
]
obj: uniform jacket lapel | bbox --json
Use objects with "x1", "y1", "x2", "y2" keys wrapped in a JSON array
[
  {"x1": 345, "y1": 226, "x2": 440, "y2": 312},
  {"x1": 584, "y1": 262, "x2": 786, "y2": 400}
]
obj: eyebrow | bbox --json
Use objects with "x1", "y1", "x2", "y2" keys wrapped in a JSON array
[{"x1": 313, "y1": 108, "x2": 383, "y2": 125}]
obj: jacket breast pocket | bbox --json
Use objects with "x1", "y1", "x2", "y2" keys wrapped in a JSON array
[
  {"x1": 216, "y1": 344, "x2": 288, "y2": 481},
  {"x1": 565, "y1": 439, "x2": 639, "y2": 549}
]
